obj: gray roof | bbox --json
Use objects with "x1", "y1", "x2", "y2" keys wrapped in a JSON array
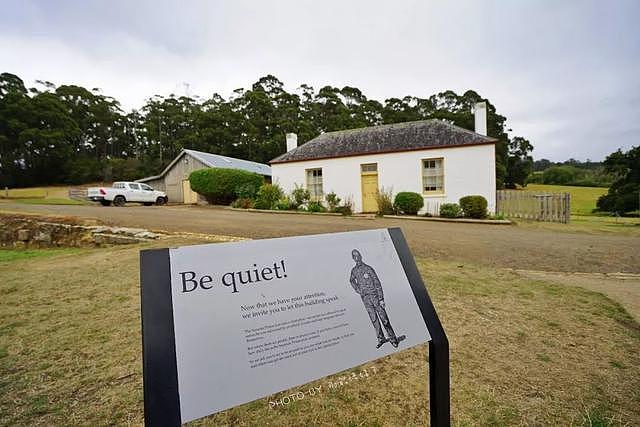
[
  {"x1": 270, "y1": 119, "x2": 497, "y2": 164},
  {"x1": 137, "y1": 149, "x2": 271, "y2": 183},
  {"x1": 184, "y1": 149, "x2": 271, "y2": 176}
]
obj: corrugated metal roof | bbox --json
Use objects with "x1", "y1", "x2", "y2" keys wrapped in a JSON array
[
  {"x1": 137, "y1": 149, "x2": 271, "y2": 183},
  {"x1": 185, "y1": 149, "x2": 271, "y2": 176},
  {"x1": 270, "y1": 119, "x2": 497, "y2": 164}
]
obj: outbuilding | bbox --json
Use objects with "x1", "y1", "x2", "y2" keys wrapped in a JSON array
[
  {"x1": 270, "y1": 102, "x2": 497, "y2": 214},
  {"x1": 137, "y1": 149, "x2": 271, "y2": 204}
]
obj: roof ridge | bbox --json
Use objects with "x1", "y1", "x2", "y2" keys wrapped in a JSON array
[
  {"x1": 319, "y1": 118, "x2": 441, "y2": 137},
  {"x1": 270, "y1": 119, "x2": 496, "y2": 164}
]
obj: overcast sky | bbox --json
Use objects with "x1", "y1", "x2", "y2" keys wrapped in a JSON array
[{"x1": 2, "y1": 0, "x2": 638, "y2": 161}]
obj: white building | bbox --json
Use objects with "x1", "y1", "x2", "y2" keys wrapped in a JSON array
[{"x1": 270, "y1": 102, "x2": 497, "y2": 214}]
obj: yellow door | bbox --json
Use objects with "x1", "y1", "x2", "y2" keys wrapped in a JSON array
[
  {"x1": 360, "y1": 163, "x2": 379, "y2": 213},
  {"x1": 182, "y1": 179, "x2": 198, "y2": 204}
]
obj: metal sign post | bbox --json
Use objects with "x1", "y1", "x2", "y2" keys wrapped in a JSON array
[{"x1": 388, "y1": 228, "x2": 450, "y2": 426}]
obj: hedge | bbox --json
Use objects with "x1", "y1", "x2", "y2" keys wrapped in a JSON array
[
  {"x1": 393, "y1": 192, "x2": 424, "y2": 215},
  {"x1": 439, "y1": 203, "x2": 462, "y2": 218},
  {"x1": 189, "y1": 168, "x2": 264, "y2": 205},
  {"x1": 459, "y1": 195, "x2": 488, "y2": 219}
]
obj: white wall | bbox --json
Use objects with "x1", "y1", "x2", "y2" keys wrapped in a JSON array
[{"x1": 271, "y1": 144, "x2": 496, "y2": 214}]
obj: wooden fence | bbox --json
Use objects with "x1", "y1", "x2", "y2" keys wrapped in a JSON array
[
  {"x1": 68, "y1": 188, "x2": 88, "y2": 201},
  {"x1": 496, "y1": 190, "x2": 570, "y2": 223}
]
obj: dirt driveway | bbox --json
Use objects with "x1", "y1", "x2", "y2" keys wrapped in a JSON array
[{"x1": 2, "y1": 203, "x2": 638, "y2": 274}]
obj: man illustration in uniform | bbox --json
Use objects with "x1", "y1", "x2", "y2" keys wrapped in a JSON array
[{"x1": 349, "y1": 249, "x2": 399, "y2": 348}]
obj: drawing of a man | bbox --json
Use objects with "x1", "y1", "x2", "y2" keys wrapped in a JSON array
[{"x1": 349, "y1": 249, "x2": 399, "y2": 348}]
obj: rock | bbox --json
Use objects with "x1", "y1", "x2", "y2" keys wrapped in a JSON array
[
  {"x1": 33, "y1": 231, "x2": 52, "y2": 243},
  {"x1": 93, "y1": 233, "x2": 141, "y2": 245},
  {"x1": 89, "y1": 226, "x2": 111, "y2": 233},
  {"x1": 111, "y1": 227, "x2": 147, "y2": 235},
  {"x1": 17, "y1": 229, "x2": 30, "y2": 241},
  {"x1": 133, "y1": 231, "x2": 159, "y2": 239}
]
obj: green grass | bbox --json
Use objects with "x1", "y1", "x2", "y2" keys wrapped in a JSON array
[
  {"x1": 0, "y1": 185, "x2": 92, "y2": 205},
  {"x1": 525, "y1": 184, "x2": 608, "y2": 216},
  {"x1": 6, "y1": 198, "x2": 89, "y2": 205},
  {"x1": 0, "y1": 186, "x2": 71, "y2": 199},
  {"x1": 518, "y1": 214, "x2": 640, "y2": 236},
  {"x1": 0, "y1": 248, "x2": 83, "y2": 263}
]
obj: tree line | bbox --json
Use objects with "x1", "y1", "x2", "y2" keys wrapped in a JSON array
[
  {"x1": 526, "y1": 158, "x2": 614, "y2": 187},
  {"x1": 0, "y1": 72, "x2": 533, "y2": 188}
]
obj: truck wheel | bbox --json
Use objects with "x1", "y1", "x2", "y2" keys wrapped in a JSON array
[
  {"x1": 100, "y1": 200, "x2": 112, "y2": 206},
  {"x1": 156, "y1": 197, "x2": 167, "y2": 206},
  {"x1": 113, "y1": 196, "x2": 126, "y2": 207}
]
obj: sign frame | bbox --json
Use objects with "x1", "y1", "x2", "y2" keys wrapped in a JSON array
[{"x1": 140, "y1": 227, "x2": 450, "y2": 426}]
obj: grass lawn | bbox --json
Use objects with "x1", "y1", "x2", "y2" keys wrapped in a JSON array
[
  {"x1": 0, "y1": 248, "x2": 83, "y2": 263},
  {"x1": 0, "y1": 186, "x2": 92, "y2": 206},
  {"x1": 525, "y1": 184, "x2": 608, "y2": 216},
  {"x1": 0, "y1": 186, "x2": 72, "y2": 200},
  {"x1": 1, "y1": 241, "x2": 639, "y2": 425},
  {"x1": 2, "y1": 198, "x2": 89, "y2": 206},
  {"x1": 517, "y1": 214, "x2": 640, "y2": 237}
]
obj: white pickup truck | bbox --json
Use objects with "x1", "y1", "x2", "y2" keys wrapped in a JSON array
[{"x1": 87, "y1": 182, "x2": 168, "y2": 207}]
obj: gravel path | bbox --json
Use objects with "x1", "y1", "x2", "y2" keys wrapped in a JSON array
[{"x1": 2, "y1": 203, "x2": 638, "y2": 274}]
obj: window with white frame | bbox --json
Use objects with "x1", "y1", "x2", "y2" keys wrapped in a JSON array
[
  {"x1": 422, "y1": 158, "x2": 444, "y2": 193},
  {"x1": 306, "y1": 168, "x2": 323, "y2": 200}
]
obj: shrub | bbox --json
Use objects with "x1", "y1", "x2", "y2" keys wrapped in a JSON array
[
  {"x1": 325, "y1": 192, "x2": 341, "y2": 212},
  {"x1": 307, "y1": 201, "x2": 327, "y2": 213},
  {"x1": 375, "y1": 187, "x2": 395, "y2": 215},
  {"x1": 439, "y1": 203, "x2": 462, "y2": 218},
  {"x1": 334, "y1": 196, "x2": 354, "y2": 216},
  {"x1": 254, "y1": 183, "x2": 284, "y2": 210},
  {"x1": 189, "y1": 168, "x2": 263, "y2": 205},
  {"x1": 235, "y1": 182, "x2": 259, "y2": 200},
  {"x1": 231, "y1": 198, "x2": 254, "y2": 209},
  {"x1": 274, "y1": 198, "x2": 291, "y2": 211},
  {"x1": 290, "y1": 185, "x2": 310, "y2": 209},
  {"x1": 393, "y1": 192, "x2": 424, "y2": 215},
  {"x1": 459, "y1": 195, "x2": 488, "y2": 219}
]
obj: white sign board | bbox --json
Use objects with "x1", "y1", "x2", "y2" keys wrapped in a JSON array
[{"x1": 141, "y1": 228, "x2": 438, "y2": 425}]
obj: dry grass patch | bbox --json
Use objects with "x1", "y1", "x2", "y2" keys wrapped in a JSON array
[
  {"x1": 424, "y1": 260, "x2": 640, "y2": 425},
  {"x1": 0, "y1": 186, "x2": 68, "y2": 199},
  {"x1": 516, "y1": 214, "x2": 640, "y2": 237},
  {"x1": 0, "y1": 242, "x2": 638, "y2": 426}
]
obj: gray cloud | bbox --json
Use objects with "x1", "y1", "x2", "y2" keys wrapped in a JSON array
[{"x1": 1, "y1": 0, "x2": 638, "y2": 161}]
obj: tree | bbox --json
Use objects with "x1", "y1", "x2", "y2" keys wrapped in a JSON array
[
  {"x1": 504, "y1": 136, "x2": 533, "y2": 188},
  {"x1": 0, "y1": 73, "x2": 30, "y2": 187},
  {"x1": 542, "y1": 166, "x2": 581, "y2": 185},
  {"x1": 0, "y1": 72, "x2": 532, "y2": 189},
  {"x1": 533, "y1": 158, "x2": 552, "y2": 171},
  {"x1": 596, "y1": 146, "x2": 640, "y2": 214}
]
